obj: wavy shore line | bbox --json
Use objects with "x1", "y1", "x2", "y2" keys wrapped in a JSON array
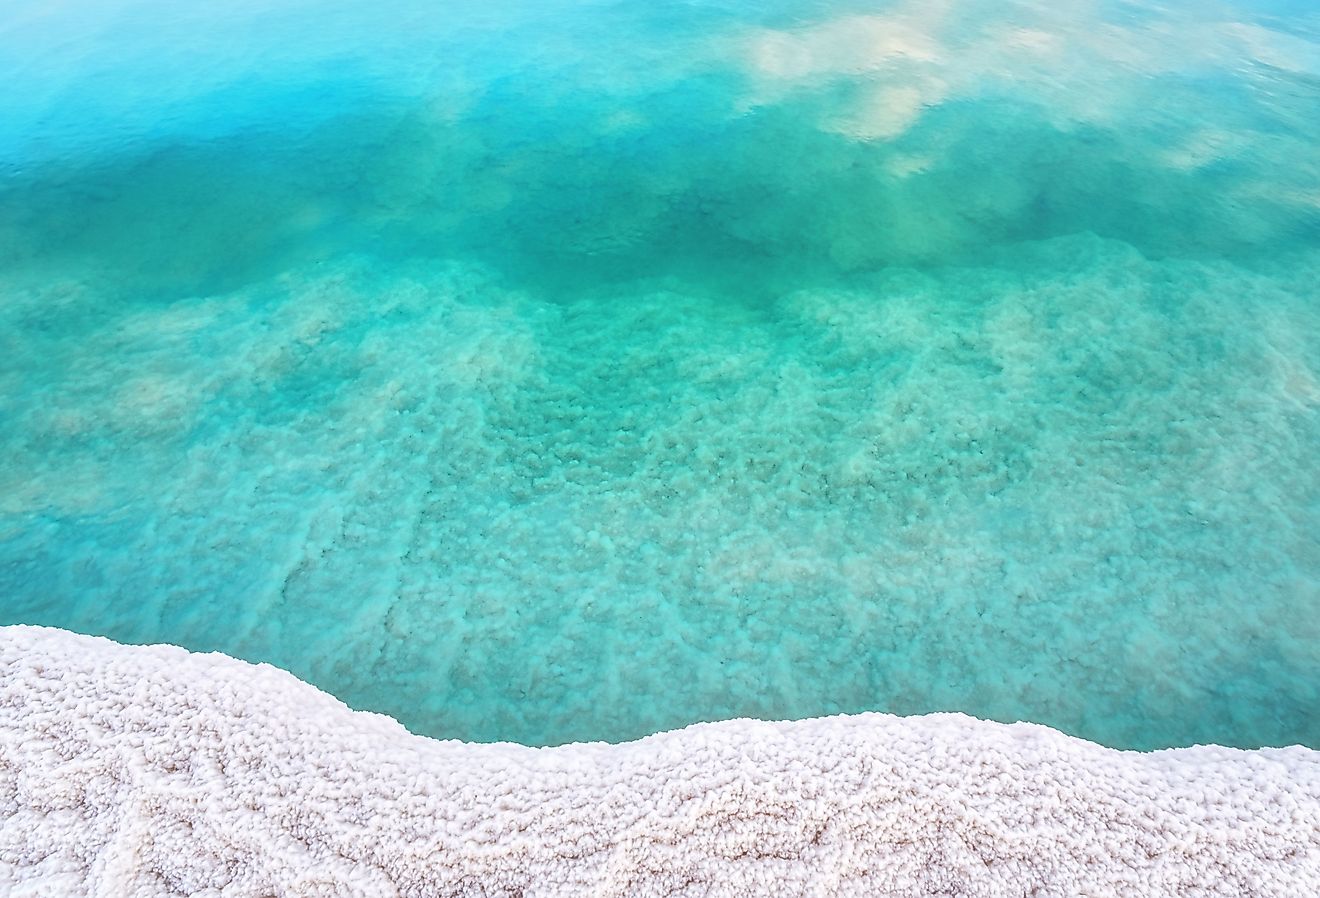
[{"x1": 2, "y1": 625, "x2": 1317, "y2": 896}]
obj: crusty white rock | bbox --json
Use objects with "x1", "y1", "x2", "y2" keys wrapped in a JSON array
[{"x1": 1, "y1": 626, "x2": 1317, "y2": 897}]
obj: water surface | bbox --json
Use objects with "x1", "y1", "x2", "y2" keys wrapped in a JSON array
[{"x1": 2, "y1": 0, "x2": 1318, "y2": 748}]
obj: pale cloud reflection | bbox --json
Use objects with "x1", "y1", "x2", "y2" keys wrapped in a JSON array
[{"x1": 735, "y1": 1, "x2": 1320, "y2": 143}]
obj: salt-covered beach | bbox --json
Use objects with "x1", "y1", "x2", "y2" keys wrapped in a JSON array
[{"x1": 3, "y1": 626, "x2": 1317, "y2": 896}]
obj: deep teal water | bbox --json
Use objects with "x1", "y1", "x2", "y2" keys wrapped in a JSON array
[{"x1": 1, "y1": 0, "x2": 1318, "y2": 749}]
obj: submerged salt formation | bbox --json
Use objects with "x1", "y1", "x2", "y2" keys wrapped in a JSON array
[{"x1": 2, "y1": 626, "x2": 1317, "y2": 896}]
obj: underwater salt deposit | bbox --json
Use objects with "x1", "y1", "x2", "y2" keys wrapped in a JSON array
[{"x1": 1, "y1": 0, "x2": 1319, "y2": 755}]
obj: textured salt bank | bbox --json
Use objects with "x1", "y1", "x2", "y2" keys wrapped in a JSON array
[{"x1": 1, "y1": 627, "x2": 1317, "y2": 897}]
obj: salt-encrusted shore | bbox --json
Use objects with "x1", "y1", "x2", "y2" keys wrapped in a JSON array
[{"x1": 1, "y1": 626, "x2": 1317, "y2": 896}]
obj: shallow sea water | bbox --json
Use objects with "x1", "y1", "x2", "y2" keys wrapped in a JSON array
[{"x1": 2, "y1": 0, "x2": 1318, "y2": 749}]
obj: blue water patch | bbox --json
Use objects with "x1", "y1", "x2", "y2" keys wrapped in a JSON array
[{"x1": 1, "y1": 0, "x2": 1318, "y2": 748}]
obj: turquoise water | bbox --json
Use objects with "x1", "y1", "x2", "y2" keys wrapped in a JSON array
[{"x1": 2, "y1": 0, "x2": 1318, "y2": 750}]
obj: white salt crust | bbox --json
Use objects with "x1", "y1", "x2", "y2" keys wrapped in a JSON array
[{"x1": 2, "y1": 626, "x2": 1318, "y2": 897}]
